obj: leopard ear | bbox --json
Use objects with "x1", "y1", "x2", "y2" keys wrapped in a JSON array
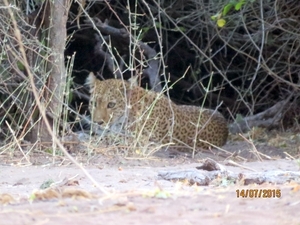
[{"x1": 86, "y1": 72, "x2": 97, "y2": 93}]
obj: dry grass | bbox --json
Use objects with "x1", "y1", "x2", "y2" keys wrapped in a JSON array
[{"x1": 1, "y1": 0, "x2": 300, "y2": 166}]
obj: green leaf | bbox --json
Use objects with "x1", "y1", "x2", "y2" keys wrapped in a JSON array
[
  {"x1": 235, "y1": 114, "x2": 244, "y2": 123},
  {"x1": 40, "y1": 179, "x2": 54, "y2": 189},
  {"x1": 211, "y1": 14, "x2": 219, "y2": 21},
  {"x1": 17, "y1": 61, "x2": 25, "y2": 71},
  {"x1": 217, "y1": 19, "x2": 226, "y2": 27},
  {"x1": 29, "y1": 193, "x2": 36, "y2": 201},
  {"x1": 235, "y1": 0, "x2": 246, "y2": 10},
  {"x1": 171, "y1": 26, "x2": 187, "y2": 32},
  {"x1": 155, "y1": 22, "x2": 163, "y2": 29},
  {"x1": 223, "y1": 4, "x2": 233, "y2": 16},
  {"x1": 154, "y1": 190, "x2": 171, "y2": 199},
  {"x1": 141, "y1": 26, "x2": 150, "y2": 34}
]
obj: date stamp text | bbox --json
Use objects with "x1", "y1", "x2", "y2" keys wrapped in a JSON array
[{"x1": 236, "y1": 189, "x2": 281, "y2": 198}]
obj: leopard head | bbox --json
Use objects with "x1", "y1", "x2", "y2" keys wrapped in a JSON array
[{"x1": 86, "y1": 72, "x2": 130, "y2": 126}]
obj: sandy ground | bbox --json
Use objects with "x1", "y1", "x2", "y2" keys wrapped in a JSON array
[{"x1": 0, "y1": 140, "x2": 300, "y2": 225}]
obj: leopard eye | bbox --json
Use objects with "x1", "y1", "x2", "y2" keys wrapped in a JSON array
[{"x1": 107, "y1": 102, "x2": 116, "y2": 108}]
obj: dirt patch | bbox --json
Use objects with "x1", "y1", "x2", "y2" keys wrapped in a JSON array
[{"x1": 0, "y1": 138, "x2": 300, "y2": 225}]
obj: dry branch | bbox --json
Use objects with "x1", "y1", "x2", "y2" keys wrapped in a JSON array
[
  {"x1": 84, "y1": 17, "x2": 162, "y2": 92},
  {"x1": 94, "y1": 34, "x2": 123, "y2": 79},
  {"x1": 158, "y1": 158, "x2": 300, "y2": 186},
  {"x1": 229, "y1": 100, "x2": 290, "y2": 134}
]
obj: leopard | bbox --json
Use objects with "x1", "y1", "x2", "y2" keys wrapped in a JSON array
[{"x1": 86, "y1": 72, "x2": 228, "y2": 152}]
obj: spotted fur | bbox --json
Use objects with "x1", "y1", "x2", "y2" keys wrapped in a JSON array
[{"x1": 86, "y1": 72, "x2": 228, "y2": 151}]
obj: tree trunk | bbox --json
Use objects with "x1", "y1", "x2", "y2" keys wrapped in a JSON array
[{"x1": 29, "y1": 0, "x2": 69, "y2": 146}]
